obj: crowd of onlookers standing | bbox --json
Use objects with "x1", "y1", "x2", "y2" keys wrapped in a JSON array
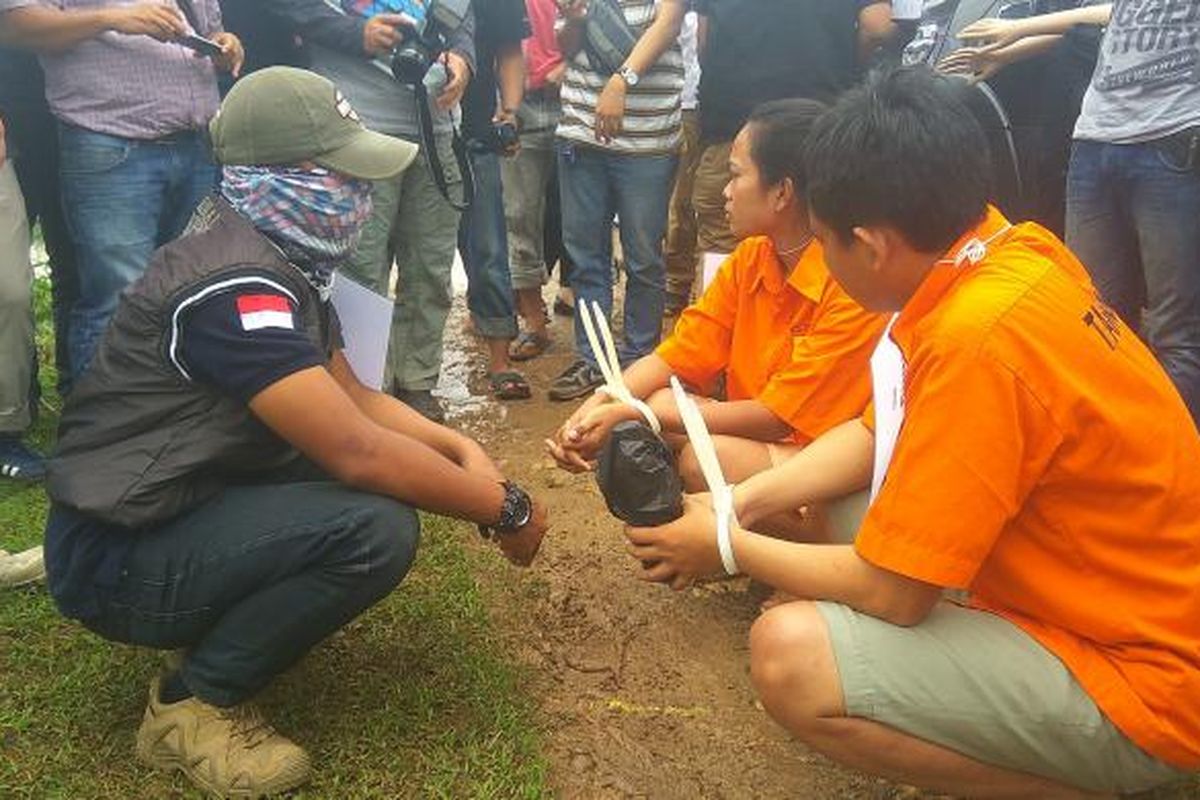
[{"x1": 0, "y1": 0, "x2": 1196, "y2": 491}]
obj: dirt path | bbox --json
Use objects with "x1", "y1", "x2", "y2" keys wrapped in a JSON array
[{"x1": 438, "y1": 287, "x2": 925, "y2": 800}]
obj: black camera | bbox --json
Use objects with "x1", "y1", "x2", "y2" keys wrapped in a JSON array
[
  {"x1": 389, "y1": 0, "x2": 471, "y2": 86},
  {"x1": 493, "y1": 121, "x2": 519, "y2": 151},
  {"x1": 384, "y1": 0, "x2": 476, "y2": 212}
]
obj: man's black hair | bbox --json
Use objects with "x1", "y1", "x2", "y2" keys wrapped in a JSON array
[
  {"x1": 804, "y1": 66, "x2": 991, "y2": 253},
  {"x1": 745, "y1": 98, "x2": 828, "y2": 193}
]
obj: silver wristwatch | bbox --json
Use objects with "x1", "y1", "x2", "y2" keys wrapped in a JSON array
[{"x1": 617, "y1": 65, "x2": 640, "y2": 88}]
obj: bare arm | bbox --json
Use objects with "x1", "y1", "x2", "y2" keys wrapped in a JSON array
[
  {"x1": 734, "y1": 417, "x2": 874, "y2": 527},
  {"x1": 555, "y1": 0, "x2": 587, "y2": 58},
  {"x1": 621, "y1": 0, "x2": 685, "y2": 75},
  {"x1": 730, "y1": 534, "x2": 941, "y2": 626},
  {"x1": 327, "y1": 352, "x2": 497, "y2": 470},
  {"x1": 626, "y1": 494, "x2": 942, "y2": 625},
  {"x1": 697, "y1": 399, "x2": 792, "y2": 441},
  {"x1": 957, "y1": 4, "x2": 1111, "y2": 51},
  {"x1": 495, "y1": 41, "x2": 526, "y2": 119},
  {"x1": 250, "y1": 364, "x2": 506, "y2": 525},
  {"x1": 624, "y1": 416, "x2": 940, "y2": 625},
  {"x1": 857, "y1": 1, "x2": 896, "y2": 65},
  {"x1": 0, "y1": 3, "x2": 186, "y2": 53},
  {"x1": 938, "y1": 34, "x2": 1064, "y2": 82}
]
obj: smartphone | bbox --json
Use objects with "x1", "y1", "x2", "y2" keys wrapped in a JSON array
[{"x1": 178, "y1": 33, "x2": 223, "y2": 58}]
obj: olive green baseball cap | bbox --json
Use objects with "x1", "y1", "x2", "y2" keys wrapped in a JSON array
[{"x1": 209, "y1": 66, "x2": 418, "y2": 181}]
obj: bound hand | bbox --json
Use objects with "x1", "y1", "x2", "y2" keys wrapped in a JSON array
[{"x1": 625, "y1": 494, "x2": 723, "y2": 589}]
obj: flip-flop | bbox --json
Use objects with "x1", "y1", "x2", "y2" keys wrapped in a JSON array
[
  {"x1": 488, "y1": 370, "x2": 532, "y2": 400},
  {"x1": 509, "y1": 330, "x2": 550, "y2": 362}
]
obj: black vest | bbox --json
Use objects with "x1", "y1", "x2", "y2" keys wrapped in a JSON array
[{"x1": 48, "y1": 197, "x2": 341, "y2": 528}]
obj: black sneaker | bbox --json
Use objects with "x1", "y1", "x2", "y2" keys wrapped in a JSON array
[
  {"x1": 548, "y1": 360, "x2": 604, "y2": 402},
  {"x1": 394, "y1": 388, "x2": 446, "y2": 424}
]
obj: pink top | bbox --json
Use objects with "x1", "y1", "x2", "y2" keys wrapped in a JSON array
[{"x1": 524, "y1": 0, "x2": 563, "y2": 91}]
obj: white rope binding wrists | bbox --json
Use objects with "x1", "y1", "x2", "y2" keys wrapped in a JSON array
[
  {"x1": 713, "y1": 483, "x2": 739, "y2": 576},
  {"x1": 670, "y1": 376, "x2": 740, "y2": 575},
  {"x1": 580, "y1": 300, "x2": 662, "y2": 434}
]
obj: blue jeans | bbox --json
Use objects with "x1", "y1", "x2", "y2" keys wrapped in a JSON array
[
  {"x1": 58, "y1": 124, "x2": 217, "y2": 381},
  {"x1": 10, "y1": 104, "x2": 77, "y2": 394},
  {"x1": 1066, "y1": 139, "x2": 1200, "y2": 425},
  {"x1": 48, "y1": 479, "x2": 419, "y2": 707},
  {"x1": 458, "y1": 147, "x2": 518, "y2": 339},
  {"x1": 557, "y1": 141, "x2": 677, "y2": 366}
]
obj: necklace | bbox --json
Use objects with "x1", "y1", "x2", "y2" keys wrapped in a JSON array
[{"x1": 775, "y1": 233, "x2": 814, "y2": 259}]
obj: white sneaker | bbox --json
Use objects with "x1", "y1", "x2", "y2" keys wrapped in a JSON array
[{"x1": 0, "y1": 545, "x2": 46, "y2": 588}]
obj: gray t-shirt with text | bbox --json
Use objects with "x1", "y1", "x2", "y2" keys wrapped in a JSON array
[{"x1": 1075, "y1": 0, "x2": 1200, "y2": 143}]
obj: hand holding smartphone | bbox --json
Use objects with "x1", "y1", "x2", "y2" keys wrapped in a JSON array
[{"x1": 178, "y1": 33, "x2": 223, "y2": 58}]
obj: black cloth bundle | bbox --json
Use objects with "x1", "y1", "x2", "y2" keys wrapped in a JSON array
[{"x1": 595, "y1": 420, "x2": 683, "y2": 526}]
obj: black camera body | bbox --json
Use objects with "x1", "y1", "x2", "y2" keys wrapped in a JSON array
[
  {"x1": 391, "y1": 30, "x2": 447, "y2": 85},
  {"x1": 389, "y1": 0, "x2": 471, "y2": 85},
  {"x1": 493, "y1": 121, "x2": 519, "y2": 151}
]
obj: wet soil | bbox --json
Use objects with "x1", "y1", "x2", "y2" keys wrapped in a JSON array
[{"x1": 437, "y1": 275, "x2": 922, "y2": 800}]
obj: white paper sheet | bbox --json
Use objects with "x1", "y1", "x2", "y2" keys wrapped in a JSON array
[
  {"x1": 870, "y1": 314, "x2": 905, "y2": 502},
  {"x1": 700, "y1": 251, "x2": 727, "y2": 292},
  {"x1": 330, "y1": 274, "x2": 392, "y2": 391}
]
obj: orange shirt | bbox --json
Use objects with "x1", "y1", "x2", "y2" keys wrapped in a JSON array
[
  {"x1": 857, "y1": 207, "x2": 1200, "y2": 768},
  {"x1": 656, "y1": 237, "x2": 886, "y2": 443}
]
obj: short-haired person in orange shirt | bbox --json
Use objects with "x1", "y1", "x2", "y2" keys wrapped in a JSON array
[
  {"x1": 625, "y1": 67, "x2": 1200, "y2": 798},
  {"x1": 547, "y1": 100, "x2": 886, "y2": 501}
]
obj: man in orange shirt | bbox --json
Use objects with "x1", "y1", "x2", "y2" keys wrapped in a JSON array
[
  {"x1": 626, "y1": 67, "x2": 1200, "y2": 798},
  {"x1": 547, "y1": 100, "x2": 885, "y2": 496}
]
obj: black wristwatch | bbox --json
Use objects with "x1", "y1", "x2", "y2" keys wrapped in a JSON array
[{"x1": 478, "y1": 481, "x2": 533, "y2": 540}]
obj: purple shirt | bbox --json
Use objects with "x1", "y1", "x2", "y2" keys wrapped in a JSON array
[{"x1": 8, "y1": 0, "x2": 223, "y2": 139}]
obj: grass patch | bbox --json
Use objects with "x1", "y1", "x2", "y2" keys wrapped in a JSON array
[{"x1": 0, "y1": 277, "x2": 548, "y2": 799}]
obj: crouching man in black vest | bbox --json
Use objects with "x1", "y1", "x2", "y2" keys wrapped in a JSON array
[{"x1": 42, "y1": 67, "x2": 549, "y2": 799}]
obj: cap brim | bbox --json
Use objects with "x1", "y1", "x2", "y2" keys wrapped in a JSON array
[{"x1": 316, "y1": 129, "x2": 419, "y2": 181}]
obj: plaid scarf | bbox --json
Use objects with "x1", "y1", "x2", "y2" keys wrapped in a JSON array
[{"x1": 221, "y1": 165, "x2": 374, "y2": 299}]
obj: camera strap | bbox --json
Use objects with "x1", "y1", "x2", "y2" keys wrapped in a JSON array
[{"x1": 414, "y1": 77, "x2": 475, "y2": 212}]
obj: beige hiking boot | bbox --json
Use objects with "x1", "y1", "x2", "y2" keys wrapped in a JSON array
[
  {"x1": 0, "y1": 545, "x2": 46, "y2": 588},
  {"x1": 135, "y1": 677, "x2": 312, "y2": 798}
]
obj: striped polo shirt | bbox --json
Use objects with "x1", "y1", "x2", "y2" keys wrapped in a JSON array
[{"x1": 556, "y1": 0, "x2": 684, "y2": 155}]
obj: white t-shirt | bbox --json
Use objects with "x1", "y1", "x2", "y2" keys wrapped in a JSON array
[{"x1": 680, "y1": 10, "x2": 700, "y2": 110}]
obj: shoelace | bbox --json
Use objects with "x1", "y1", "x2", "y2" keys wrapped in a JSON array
[{"x1": 223, "y1": 705, "x2": 275, "y2": 749}]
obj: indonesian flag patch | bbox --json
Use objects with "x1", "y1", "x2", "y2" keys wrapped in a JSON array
[{"x1": 236, "y1": 294, "x2": 296, "y2": 332}]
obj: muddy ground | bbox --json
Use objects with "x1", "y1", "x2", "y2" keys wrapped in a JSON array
[
  {"x1": 437, "y1": 277, "x2": 935, "y2": 800},
  {"x1": 437, "y1": 274, "x2": 1195, "y2": 800}
]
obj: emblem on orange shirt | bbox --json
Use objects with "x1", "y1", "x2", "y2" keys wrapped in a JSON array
[{"x1": 1082, "y1": 302, "x2": 1121, "y2": 351}]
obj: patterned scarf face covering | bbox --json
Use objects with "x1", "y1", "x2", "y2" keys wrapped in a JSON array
[{"x1": 221, "y1": 165, "x2": 374, "y2": 300}]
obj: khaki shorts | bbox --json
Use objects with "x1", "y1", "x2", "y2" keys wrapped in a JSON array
[{"x1": 815, "y1": 600, "x2": 1187, "y2": 793}]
